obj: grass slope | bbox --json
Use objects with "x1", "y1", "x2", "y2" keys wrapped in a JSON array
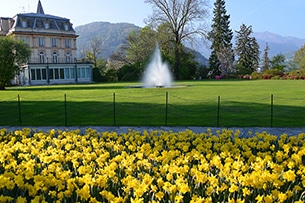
[{"x1": 0, "y1": 80, "x2": 305, "y2": 127}]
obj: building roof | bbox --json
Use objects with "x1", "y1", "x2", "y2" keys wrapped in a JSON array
[{"x1": 0, "y1": 0, "x2": 76, "y2": 36}]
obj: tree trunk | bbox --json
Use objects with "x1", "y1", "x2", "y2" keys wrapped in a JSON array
[
  {"x1": 174, "y1": 47, "x2": 180, "y2": 80},
  {"x1": 0, "y1": 81, "x2": 6, "y2": 90},
  {"x1": 174, "y1": 35, "x2": 182, "y2": 80}
]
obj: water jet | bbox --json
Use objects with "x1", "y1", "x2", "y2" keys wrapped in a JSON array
[{"x1": 141, "y1": 45, "x2": 173, "y2": 88}]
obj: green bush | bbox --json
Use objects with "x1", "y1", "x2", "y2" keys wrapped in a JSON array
[
  {"x1": 261, "y1": 69, "x2": 283, "y2": 79},
  {"x1": 117, "y1": 65, "x2": 141, "y2": 81},
  {"x1": 92, "y1": 67, "x2": 106, "y2": 82},
  {"x1": 104, "y1": 69, "x2": 118, "y2": 82},
  {"x1": 250, "y1": 71, "x2": 262, "y2": 80},
  {"x1": 288, "y1": 69, "x2": 305, "y2": 79}
]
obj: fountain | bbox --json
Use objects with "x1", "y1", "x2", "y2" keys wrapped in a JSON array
[{"x1": 141, "y1": 45, "x2": 173, "y2": 88}]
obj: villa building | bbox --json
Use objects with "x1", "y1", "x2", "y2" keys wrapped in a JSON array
[{"x1": 0, "y1": 0, "x2": 92, "y2": 85}]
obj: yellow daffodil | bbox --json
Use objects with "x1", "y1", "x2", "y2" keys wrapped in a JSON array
[{"x1": 1, "y1": 128, "x2": 305, "y2": 202}]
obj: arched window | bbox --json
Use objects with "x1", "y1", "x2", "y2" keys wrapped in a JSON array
[
  {"x1": 66, "y1": 53, "x2": 71, "y2": 63},
  {"x1": 53, "y1": 52, "x2": 58, "y2": 63},
  {"x1": 39, "y1": 52, "x2": 45, "y2": 63}
]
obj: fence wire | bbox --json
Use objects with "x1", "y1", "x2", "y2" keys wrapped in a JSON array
[{"x1": 1, "y1": 93, "x2": 305, "y2": 127}]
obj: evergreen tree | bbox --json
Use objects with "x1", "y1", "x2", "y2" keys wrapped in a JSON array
[
  {"x1": 235, "y1": 24, "x2": 260, "y2": 74},
  {"x1": 262, "y1": 42, "x2": 270, "y2": 72},
  {"x1": 208, "y1": 0, "x2": 234, "y2": 77},
  {"x1": 270, "y1": 54, "x2": 286, "y2": 71}
]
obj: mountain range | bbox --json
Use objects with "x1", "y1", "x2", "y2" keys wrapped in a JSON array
[
  {"x1": 252, "y1": 32, "x2": 305, "y2": 58},
  {"x1": 75, "y1": 22, "x2": 305, "y2": 63},
  {"x1": 75, "y1": 22, "x2": 140, "y2": 59}
]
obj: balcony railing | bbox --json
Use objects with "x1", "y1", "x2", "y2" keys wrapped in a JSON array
[{"x1": 28, "y1": 58, "x2": 92, "y2": 64}]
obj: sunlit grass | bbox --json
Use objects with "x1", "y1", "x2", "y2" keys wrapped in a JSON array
[{"x1": 1, "y1": 80, "x2": 305, "y2": 127}]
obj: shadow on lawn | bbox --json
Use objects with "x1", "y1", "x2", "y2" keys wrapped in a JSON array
[
  {"x1": 6, "y1": 83, "x2": 128, "y2": 92},
  {"x1": 1, "y1": 100, "x2": 305, "y2": 127}
]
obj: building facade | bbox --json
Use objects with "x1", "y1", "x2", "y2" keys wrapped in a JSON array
[{"x1": 0, "y1": 0, "x2": 92, "y2": 85}]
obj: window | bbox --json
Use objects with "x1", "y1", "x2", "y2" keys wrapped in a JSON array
[
  {"x1": 42, "y1": 69, "x2": 47, "y2": 79},
  {"x1": 30, "y1": 68, "x2": 47, "y2": 80},
  {"x1": 31, "y1": 69, "x2": 35, "y2": 80},
  {"x1": 49, "y1": 68, "x2": 54, "y2": 79},
  {"x1": 44, "y1": 22, "x2": 49, "y2": 29},
  {"x1": 49, "y1": 68, "x2": 67, "y2": 80},
  {"x1": 52, "y1": 38, "x2": 56, "y2": 47},
  {"x1": 21, "y1": 20, "x2": 27, "y2": 28},
  {"x1": 60, "y1": 68, "x2": 65, "y2": 79},
  {"x1": 65, "y1": 39, "x2": 70, "y2": 48},
  {"x1": 39, "y1": 52, "x2": 45, "y2": 63},
  {"x1": 39, "y1": 37, "x2": 44, "y2": 46},
  {"x1": 64, "y1": 68, "x2": 75, "y2": 79},
  {"x1": 52, "y1": 52, "x2": 58, "y2": 63},
  {"x1": 77, "y1": 67, "x2": 91, "y2": 79},
  {"x1": 66, "y1": 53, "x2": 71, "y2": 63},
  {"x1": 64, "y1": 24, "x2": 69, "y2": 31},
  {"x1": 22, "y1": 37, "x2": 28, "y2": 45},
  {"x1": 55, "y1": 69, "x2": 59, "y2": 79}
]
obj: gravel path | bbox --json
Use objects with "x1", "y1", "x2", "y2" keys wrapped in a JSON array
[{"x1": 1, "y1": 126, "x2": 305, "y2": 137}]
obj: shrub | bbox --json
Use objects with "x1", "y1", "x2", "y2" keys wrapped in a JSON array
[
  {"x1": 261, "y1": 69, "x2": 283, "y2": 79},
  {"x1": 271, "y1": 75, "x2": 281, "y2": 80},
  {"x1": 250, "y1": 71, "x2": 262, "y2": 80},
  {"x1": 92, "y1": 67, "x2": 106, "y2": 82},
  {"x1": 288, "y1": 69, "x2": 305, "y2": 80},
  {"x1": 117, "y1": 65, "x2": 141, "y2": 81}
]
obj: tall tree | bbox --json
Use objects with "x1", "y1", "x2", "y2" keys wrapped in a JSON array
[
  {"x1": 81, "y1": 36, "x2": 106, "y2": 82},
  {"x1": 87, "y1": 36, "x2": 104, "y2": 68},
  {"x1": 262, "y1": 42, "x2": 270, "y2": 72},
  {"x1": 0, "y1": 36, "x2": 31, "y2": 90},
  {"x1": 235, "y1": 24, "x2": 260, "y2": 74},
  {"x1": 126, "y1": 27, "x2": 157, "y2": 65},
  {"x1": 270, "y1": 54, "x2": 286, "y2": 71},
  {"x1": 294, "y1": 44, "x2": 305, "y2": 69},
  {"x1": 208, "y1": 0, "x2": 234, "y2": 77},
  {"x1": 109, "y1": 27, "x2": 158, "y2": 71},
  {"x1": 145, "y1": 0, "x2": 209, "y2": 79},
  {"x1": 216, "y1": 46, "x2": 234, "y2": 76}
]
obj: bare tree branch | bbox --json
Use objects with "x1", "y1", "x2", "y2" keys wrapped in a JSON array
[{"x1": 144, "y1": 0, "x2": 209, "y2": 79}]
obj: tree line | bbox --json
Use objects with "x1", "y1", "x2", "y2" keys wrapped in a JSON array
[
  {"x1": 1, "y1": 0, "x2": 305, "y2": 89},
  {"x1": 85, "y1": 0, "x2": 305, "y2": 82}
]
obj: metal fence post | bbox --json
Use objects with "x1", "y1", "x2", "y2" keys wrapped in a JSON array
[
  {"x1": 271, "y1": 94, "x2": 274, "y2": 127},
  {"x1": 217, "y1": 96, "x2": 220, "y2": 127},
  {"x1": 113, "y1": 93, "x2": 116, "y2": 126},
  {"x1": 165, "y1": 92, "x2": 168, "y2": 126},
  {"x1": 18, "y1": 95, "x2": 22, "y2": 126}
]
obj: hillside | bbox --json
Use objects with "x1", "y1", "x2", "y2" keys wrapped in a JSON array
[
  {"x1": 75, "y1": 22, "x2": 208, "y2": 65},
  {"x1": 75, "y1": 22, "x2": 141, "y2": 59},
  {"x1": 252, "y1": 32, "x2": 305, "y2": 58},
  {"x1": 75, "y1": 22, "x2": 305, "y2": 64}
]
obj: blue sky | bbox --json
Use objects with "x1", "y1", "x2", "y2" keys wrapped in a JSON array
[{"x1": 1, "y1": 0, "x2": 304, "y2": 38}]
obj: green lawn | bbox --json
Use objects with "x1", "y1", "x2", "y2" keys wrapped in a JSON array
[{"x1": 1, "y1": 80, "x2": 305, "y2": 127}]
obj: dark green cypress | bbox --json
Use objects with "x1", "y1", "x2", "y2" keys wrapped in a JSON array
[
  {"x1": 208, "y1": 0, "x2": 233, "y2": 77},
  {"x1": 235, "y1": 24, "x2": 260, "y2": 73}
]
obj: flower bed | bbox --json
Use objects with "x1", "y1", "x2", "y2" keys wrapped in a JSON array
[{"x1": 0, "y1": 128, "x2": 305, "y2": 202}]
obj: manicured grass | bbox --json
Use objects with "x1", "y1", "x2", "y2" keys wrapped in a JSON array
[{"x1": 1, "y1": 80, "x2": 305, "y2": 127}]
